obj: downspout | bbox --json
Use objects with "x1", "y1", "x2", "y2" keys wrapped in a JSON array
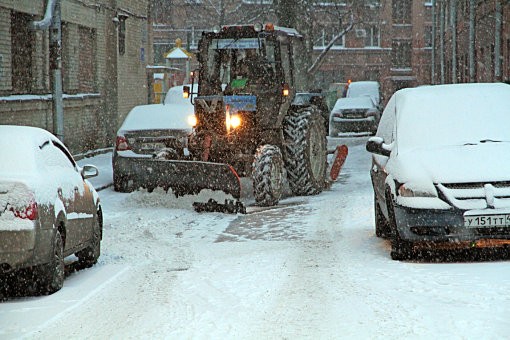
[
  {"x1": 439, "y1": 0, "x2": 445, "y2": 84},
  {"x1": 495, "y1": 0, "x2": 502, "y2": 81},
  {"x1": 469, "y1": 0, "x2": 476, "y2": 82},
  {"x1": 451, "y1": 0, "x2": 457, "y2": 83},
  {"x1": 30, "y1": 0, "x2": 64, "y2": 142},
  {"x1": 431, "y1": 0, "x2": 436, "y2": 84}
]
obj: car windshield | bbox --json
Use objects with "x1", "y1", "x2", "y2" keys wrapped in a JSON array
[{"x1": 396, "y1": 84, "x2": 510, "y2": 151}]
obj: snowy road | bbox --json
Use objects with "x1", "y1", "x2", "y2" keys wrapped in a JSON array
[{"x1": 2, "y1": 136, "x2": 510, "y2": 339}]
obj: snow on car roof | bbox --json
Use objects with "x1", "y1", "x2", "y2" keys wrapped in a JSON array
[
  {"x1": 0, "y1": 125, "x2": 52, "y2": 174},
  {"x1": 121, "y1": 85, "x2": 197, "y2": 132},
  {"x1": 332, "y1": 96, "x2": 376, "y2": 112},
  {"x1": 394, "y1": 83, "x2": 510, "y2": 150}
]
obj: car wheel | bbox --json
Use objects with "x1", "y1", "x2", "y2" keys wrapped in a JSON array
[
  {"x1": 76, "y1": 208, "x2": 102, "y2": 267},
  {"x1": 386, "y1": 193, "x2": 414, "y2": 261},
  {"x1": 37, "y1": 229, "x2": 65, "y2": 294},
  {"x1": 374, "y1": 194, "x2": 390, "y2": 238}
]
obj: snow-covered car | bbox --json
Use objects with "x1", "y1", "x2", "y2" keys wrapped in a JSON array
[
  {"x1": 329, "y1": 96, "x2": 380, "y2": 136},
  {"x1": 346, "y1": 80, "x2": 381, "y2": 108},
  {"x1": 366, "y1": 83, "x2": 510, "y2": 260},
  {"x1": 0, "y1": 126, "x2": 102, "y2": 294},
  {"x1": 113, "y1": 84, "x2": 197, "y2": 192}
]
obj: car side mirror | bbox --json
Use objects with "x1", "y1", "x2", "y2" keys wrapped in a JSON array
[
  {"x1": 81, "y1": 164, "x2": 99, "y2": 179},
  {"x1": 366, "y1": 136, "x2": 391, "y2": 157}
]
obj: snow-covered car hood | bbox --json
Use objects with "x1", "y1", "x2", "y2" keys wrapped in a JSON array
[
  {"x1": 331, "y1": 97, "x2": 376, "y2": 113},
  {"x1": 119, "y1": 103, "x2": 194, "y2": 132},
  {"x1": 389, "y1": 142, "x2": 510, "y2": 184}
]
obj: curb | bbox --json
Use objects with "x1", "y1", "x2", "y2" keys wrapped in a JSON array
[
  {"x1": 96, "y1": 183, "x2": 113, "y2": 192},
  {"x1": 74, "y1": 147, "x2": 113, "y2": 161}
]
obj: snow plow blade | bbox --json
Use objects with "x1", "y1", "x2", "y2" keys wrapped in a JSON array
[{"x1": 141, "y1": 159, "x2": 242, "y2": 200}]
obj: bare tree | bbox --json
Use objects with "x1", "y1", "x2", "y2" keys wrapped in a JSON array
[{"x1": 272, "y1": 0, "x2": 366, "y2": 77}]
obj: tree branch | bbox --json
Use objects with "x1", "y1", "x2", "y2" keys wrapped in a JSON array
[{"x1": 307, "y1": 12, "x2": 355, "y2": 75}]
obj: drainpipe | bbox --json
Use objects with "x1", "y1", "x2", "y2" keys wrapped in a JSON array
[
  {"x1": 30, "y1": 0, "x2": 64, "y2": 143},
  {"x1": 440, "y1": 0, "x2": 445, "y2": 84},
  {"x1": 431, "y1": 0, "x2": 436, "y2": 84},
  {"x1": 451, "y1": 0, "x2": 457, "y2": 83},
  {"x1": 469, "y1": 0, "x2": 476, "y2": 82},
  {"x1": 495, "y1": 0, "x2": 502, "y2": 81}
]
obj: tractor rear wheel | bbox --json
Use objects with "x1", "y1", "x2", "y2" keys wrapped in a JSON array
[
  {"x1": 252, "y1": 144, "x2": 284, "y2": 206},
  {"x1": 283, "y1": 106, "x2": 327, "y2": 196}
]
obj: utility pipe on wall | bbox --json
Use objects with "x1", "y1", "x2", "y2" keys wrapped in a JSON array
[
  {"x1": 495, "y1": 0, "x2": 502, "y2": 81},
  {"x1": 30, "y1": 0, "x2": 64, "y2": 142},
  {"x1": 469, "y1": 0, "x2": 476, "y2": 82}
]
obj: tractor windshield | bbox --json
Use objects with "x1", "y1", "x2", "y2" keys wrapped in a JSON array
[{"x1": 203, "y1": 37, "x2": 278, "y2": 94}]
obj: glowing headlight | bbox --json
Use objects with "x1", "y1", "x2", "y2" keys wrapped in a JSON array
[
  {"x1": 187, "y1": 115, "x2": 197, "y2": 127},
  {"x1": 230, "y1": 115, "x2": 241, "y2": 129}
]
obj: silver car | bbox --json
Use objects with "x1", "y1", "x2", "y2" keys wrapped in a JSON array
[
  {"x1": 112, "y1": 84, "x2": 197, "y2": 192},
  {"x1": 0, "y1": 126, "x2": 102, "y2": 294}
]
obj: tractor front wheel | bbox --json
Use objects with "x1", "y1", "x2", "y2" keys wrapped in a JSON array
[{"x1": 252, "y1": 144, "x2": 284, "y2": 206}]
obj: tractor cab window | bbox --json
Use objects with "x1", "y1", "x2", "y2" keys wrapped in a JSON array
[{"x1": 205, "y1": 38, "x2": 276, "y2": 93}]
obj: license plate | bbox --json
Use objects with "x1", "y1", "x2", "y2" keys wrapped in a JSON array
[
  {"x1": 141, "y1": 142, "x2": 165, "y2": 150},
  {"x1": 464, "y1": 214, "x2": 510, "y2": 228}
]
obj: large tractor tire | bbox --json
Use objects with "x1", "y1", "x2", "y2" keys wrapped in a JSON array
[
  {"x1": 252, "y1": 144, "x2": 284, "y2": 206},
  {"x1": 283, "y1": 106, "x2": 327, "y2": 196}
]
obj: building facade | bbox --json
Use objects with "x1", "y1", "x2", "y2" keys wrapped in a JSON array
[
  {"x1": 434, "y1": 0, "x2": 510, "y2": 85},
  {"x1": 151, "y1": 0, "x2": 435, "y2": 104},
  {"x1": 0, "y1": 0, "x2": 151, "y2": 154}
]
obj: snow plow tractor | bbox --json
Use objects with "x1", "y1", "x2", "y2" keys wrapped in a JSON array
[{"x1": 181, "y1": 23, "x2": 333, "y2": 211}]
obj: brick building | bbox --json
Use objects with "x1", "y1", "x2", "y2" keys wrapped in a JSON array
[
  {"x1": 151, "y1": 0, "x2": 435, "y2": 104},
  {"x1": 435, "y1": 0, "x2": 510, "y2": 84},
  {"x1": 0, "y1": 0, "x2": 151, "y2": 154}
]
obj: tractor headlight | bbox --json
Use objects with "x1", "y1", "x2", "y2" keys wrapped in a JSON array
[
  {"x1": 230, "y1": 115, "x2": 241, "y2": 129},
  {"x1": 187, "y1": 114, "x2": 197, "y2": 127}
]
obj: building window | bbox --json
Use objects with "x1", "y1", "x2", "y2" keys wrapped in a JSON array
[
  {"x1": 11, "y1": 11, "x2": 35, "y2": 94},
  {"x1": 365, "y1": 0, "x2": 381, "y2": 8},
  {"x1": 118, "y1": 15, "x2": 128, "y2": 55},
  {"x1": 364, "y1": 69, "x2": 380, "y2": 81},
  {"x1": 364, "y1": 25, "x2": 380, "y2": 47},
  {"x1": 242, "y1": 0, "x2": 272, "y2": 3},
  {"x1": 424, "y1": 25, "x2": 432, "y2": 48},
  {"x1": 392, "y1": 40, "x2": 412, "y2": 69},
  {"x1": 79, "y1": 26, "x2": 96, "y2": 92},
  {"x1": 392, "y1": 0, "x2": 411, "y2": 24},
  {"x1": 313, "y1": 27, "x2": 345, "y2": 49}
]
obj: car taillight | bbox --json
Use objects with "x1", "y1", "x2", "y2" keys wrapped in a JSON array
[
  {"x1": 10, "y1": 200, "x2": 38, "y2": 220},
  {"x1": 116, "y1": 135, "x2": 131, "y2": 151}
]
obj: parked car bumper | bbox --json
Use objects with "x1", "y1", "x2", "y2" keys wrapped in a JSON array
[
  {"x1": 331, "y1": 116, "x2": 377, "y2": 133},
  {"x1": 0, "y1": 222, "x2": 53, "y2": 271},
  {"x1": 393, "y1": 204, "x2": 510, "y2": 247}
]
